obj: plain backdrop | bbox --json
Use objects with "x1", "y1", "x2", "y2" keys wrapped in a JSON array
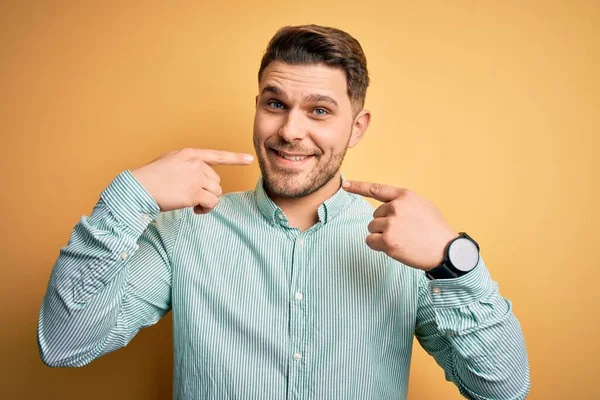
[{"x1": 1, "y1": 1, "x2": 598, "y2": 399}]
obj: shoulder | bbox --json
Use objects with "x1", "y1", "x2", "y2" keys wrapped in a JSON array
[
  {"x1": 342, "y1": 192, "x2": 377, "y2": 220},
  {"x1": 219, "y1": 190, "x2": 256, "y2": 208},
  {"x1": 175, "y1": 189, "x2": 261, "y2": 226}
]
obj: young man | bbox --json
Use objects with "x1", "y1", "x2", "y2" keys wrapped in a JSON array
[{"x1": 38, "y1": 25, "x2": 530, "y2": 399}]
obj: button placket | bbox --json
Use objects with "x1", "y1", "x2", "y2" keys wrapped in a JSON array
[{"x1": 288, "y1": 235, "x2": 307, "y2": 399}]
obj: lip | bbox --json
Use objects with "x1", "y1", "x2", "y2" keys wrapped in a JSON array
[{"x1": 268, "y1": 148, "x2": 315, "y2": 168}]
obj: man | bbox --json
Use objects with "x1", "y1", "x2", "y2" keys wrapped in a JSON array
[{"x1": 38, "y1": 25, "x2": 530, "y2": 399}]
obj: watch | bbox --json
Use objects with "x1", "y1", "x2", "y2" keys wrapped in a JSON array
[{"x1": 426, "y1": 232, "x2": 480, "y2": 280}]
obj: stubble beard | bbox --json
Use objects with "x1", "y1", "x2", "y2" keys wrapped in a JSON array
[{"x1": 254, "y1": 137, "x2": 350, "y2": 199}]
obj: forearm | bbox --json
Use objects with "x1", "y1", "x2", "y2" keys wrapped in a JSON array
[
  {"x1": 417, "y1": 260, "x2": 530, "y2": 400},
  {"x1": 37, "y1": 171, "x2": 161, "y2": 367}
]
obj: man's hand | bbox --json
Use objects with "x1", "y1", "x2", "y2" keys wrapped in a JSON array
[
  {"x1": 131, "y1": 148, "x2": 254, "y2": 214},
  {"x1": 342, "y1": 180, "x2": 458, "y2": 271}
]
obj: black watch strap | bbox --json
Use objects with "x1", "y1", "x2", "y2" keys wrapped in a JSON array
[{"x1": 426, "y1": 263, "x2": 461, "y2": 280}]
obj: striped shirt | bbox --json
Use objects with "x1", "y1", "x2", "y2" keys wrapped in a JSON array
[{"x1": 37, "y1": 170, "x2": 530, "y2": 399}]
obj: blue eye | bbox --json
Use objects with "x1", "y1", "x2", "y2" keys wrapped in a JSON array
[
  {"x1": 268, "y1": 101, "x2": 285, "y2": 109},
  {"x1": 313, "y1": 108, "x2": 328, "y2": 116}
]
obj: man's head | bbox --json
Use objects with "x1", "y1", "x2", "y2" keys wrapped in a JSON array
[{"x1": 253, "y1": 25, "x2": 371, "y2": 199}]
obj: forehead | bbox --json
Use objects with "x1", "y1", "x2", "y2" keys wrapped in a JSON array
[{"x1": 259, "y1": 61, "x2": 349, "y2": 103}]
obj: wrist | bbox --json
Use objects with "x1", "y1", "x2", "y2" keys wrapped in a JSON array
[{"x1": 425, "y1": 231, "x2": 459, "y2": 272}]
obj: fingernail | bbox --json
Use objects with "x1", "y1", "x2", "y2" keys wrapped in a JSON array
[
  {"x1": 342, "y1": 181, "x2": 350, "y2": 189},
  {"x1": 244, "y1": 155, "x2": 254, "y2": 163}
]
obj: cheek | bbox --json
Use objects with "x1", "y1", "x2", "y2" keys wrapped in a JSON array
[
  {"x1": 254, "y1": 111, "x2": 280, "y2": 139},
  {"x1": 311, "y1": 125, "x2": 349, "y2": 154}
]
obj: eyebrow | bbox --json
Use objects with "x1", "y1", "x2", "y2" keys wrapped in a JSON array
[{"x1": 261, "y1": 85, "x2": 339, "y2": 108}]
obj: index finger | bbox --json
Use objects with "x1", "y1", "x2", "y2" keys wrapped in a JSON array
[
  {"x1": 195, "y1": 149, "x2": 255, "y2": 166},
  {"x1": 342, "y1": 180, "x2": 403, "y2": 202}
]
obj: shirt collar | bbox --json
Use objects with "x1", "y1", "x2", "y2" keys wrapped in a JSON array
[{"x1": 254, "y1": 174, "x2": 350, "y2": 227}]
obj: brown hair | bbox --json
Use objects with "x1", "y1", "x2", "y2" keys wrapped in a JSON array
[{"x1": 258, "y1": 24, "x2": 370, "y2": 114}]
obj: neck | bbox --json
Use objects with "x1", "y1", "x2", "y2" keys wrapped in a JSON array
[{"x1": 266, "y1": 172, "x2": 342, "y2": 232}]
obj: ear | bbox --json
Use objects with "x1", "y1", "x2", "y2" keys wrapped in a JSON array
[{"x1": 348, "y1": 109, "x2": 371, "y2": 148}]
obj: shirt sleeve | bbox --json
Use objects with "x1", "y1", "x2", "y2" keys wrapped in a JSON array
[
  {"x1": 414, "y1": 258, "x2": 531, "y2": 400},
  {"x1": 37, "y1": 170, "x2": 183, "y2": 367}
]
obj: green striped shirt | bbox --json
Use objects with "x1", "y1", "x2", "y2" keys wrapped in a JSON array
[{"x1": 38, "y1": 170, "x2": 530, "y2": 399}]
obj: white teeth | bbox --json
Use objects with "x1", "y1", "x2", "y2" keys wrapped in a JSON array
[
  {"x1": 277, "y1": 151, "x2": 309, "y2": 161},
  {"x1": 282, "y1": 155, "x2": 307, "y2": 161}
]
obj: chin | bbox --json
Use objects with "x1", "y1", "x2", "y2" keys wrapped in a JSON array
[
  {"x1": 263, "y1": 173, "x2": 315, "y2": 199},
  {"x1": 262, "y1": 166, "x2": 340, "y2": 199}
]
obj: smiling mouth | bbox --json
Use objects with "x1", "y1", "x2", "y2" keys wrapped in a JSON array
[{"x1": 270, "y1": 148, "x2": 315, "y2": 162}]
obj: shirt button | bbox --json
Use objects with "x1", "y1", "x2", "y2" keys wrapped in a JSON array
[
  {"x1": 432, "y1": 287, "x2": 441, "y2": 295},
  {"x1": 293, "y1": 352, "x2": 302, "y2": 361},
  {"x1": 120, "y1": 252, "x2": 129, "y2": 261},
  {"x1": 297, "y1": 238, "x2": 304, "y2": 246},
  {"x1": 295, "y1": 292, "x2": 303, "y2": 301},
  {"x1": 277, "y1": 212, "x2": 285, "y2": 220},
  {"x1": 446, "y1": 331, "x2": 455, "y2": 337}
]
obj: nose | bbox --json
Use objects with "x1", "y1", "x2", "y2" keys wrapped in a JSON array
[{"x1": 278, "y1": 109, "x2": 307, "y2": 142}]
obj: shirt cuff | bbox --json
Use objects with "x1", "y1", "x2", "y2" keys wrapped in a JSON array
[
  {"x1": 100, "y1": 170, "x2": 160, "y2": 236},
  {"x1": 426, "y1": 257, "x2": 494, "y2": 308}
]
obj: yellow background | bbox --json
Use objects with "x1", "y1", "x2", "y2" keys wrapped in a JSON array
[{"x1": 1, "y1": 1, "x2": 598, "y2": 399}]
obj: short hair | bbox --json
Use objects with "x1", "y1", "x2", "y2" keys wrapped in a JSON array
[{"x1": 258, "y1": 25, "x2": 370, "y2": 114}]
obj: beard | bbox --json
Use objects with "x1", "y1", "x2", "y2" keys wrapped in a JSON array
[{"x1": 253, "y1": 135, "x2": 350, "y2": 199}]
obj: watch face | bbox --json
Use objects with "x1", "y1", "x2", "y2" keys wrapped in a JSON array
[{"x1": 448, "y1": 238, "x2": 479, "y2": 272}]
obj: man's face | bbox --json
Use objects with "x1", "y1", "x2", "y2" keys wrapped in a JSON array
[{"x1": 253, "y1": 61, "x2": 366, "y2": 199}]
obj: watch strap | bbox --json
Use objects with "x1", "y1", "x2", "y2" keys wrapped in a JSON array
[{"x1": 426, "y1": 263, "x2": 461, "y2": 280}]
